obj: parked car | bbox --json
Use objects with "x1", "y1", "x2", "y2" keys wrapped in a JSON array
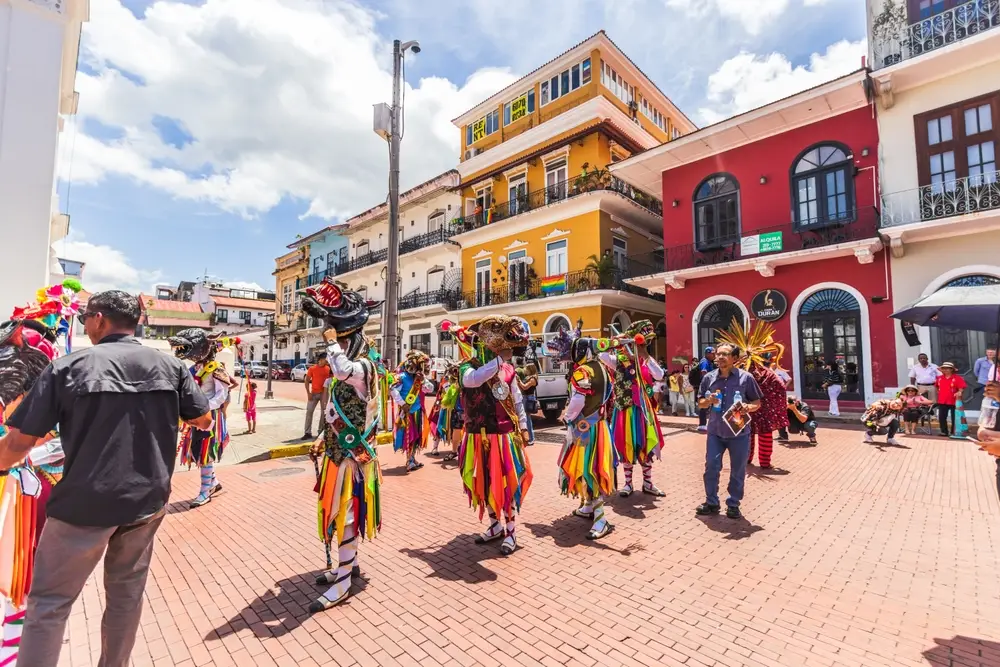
[
  {"x1": 237, "y1": 361, "x2": 268, "y2": 379},
  {"x1": 270, "y1": 362, "x2": 292, "y2": 380},
  {"x1": 291, "y1": 363, "x2": 311, "y2": 382}
]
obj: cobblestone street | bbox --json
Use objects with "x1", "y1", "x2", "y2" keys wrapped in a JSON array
[{"x1": 62, "y1": 425, "x2": 1000, "y2": 667}]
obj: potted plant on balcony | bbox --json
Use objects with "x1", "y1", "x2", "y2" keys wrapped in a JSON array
[
  {"x1": 586, "y1": 253, "x2": 618, "y2": 289},
  {"x1": 873, "y1": 0, "x2": 907, "y2": 66}
]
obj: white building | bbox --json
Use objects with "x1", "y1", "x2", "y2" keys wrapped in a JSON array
[
  {"x1": 0, "y1": 0, "x2": 88, "y2": 317},
  {"x1": 304, "y1": 170, "x2": 464, "y2": 360},
  {"x1": 869, "y1": 0, "x2": 1000, "y2": 407},
  {"x1": 191, "y1": 282, "x2": 276, "y2": 334}
]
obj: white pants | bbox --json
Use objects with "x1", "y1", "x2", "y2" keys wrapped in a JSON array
[{"x1": 827, "y1": 384, "x2": 842, "y2": 415}]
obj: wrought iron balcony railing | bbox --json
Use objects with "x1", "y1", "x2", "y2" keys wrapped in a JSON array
[
  {"x1": 450, "y1": 267, "x2": 663, "y2": 312},
  {"x1": 880, "y1": 171, "x2": 1000, "y2": 228},
  {"x1": 398, "y1": 289, "x2": 462, "y2": 311},
  {"x1": 644, "y1": 207, "x2": 880, "y2": 274},
  {"x1": 450, "y1": 174, "x2": 662, "y2": 235},
  {"x1": 872, "y1": 0, "x2": 999, "y2": 70}
]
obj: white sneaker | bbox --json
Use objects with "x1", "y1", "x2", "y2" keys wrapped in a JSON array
[
  {"x1": 887, "y1": 437, "x2": 901, "y2": 446},
  {"x1": 863, "y1": 433, "x2": 874, "y2": 443}
]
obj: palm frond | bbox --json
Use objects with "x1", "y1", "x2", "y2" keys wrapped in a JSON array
[{"x1": 715, "y1": 317, "x2": 787, "y2": 372}]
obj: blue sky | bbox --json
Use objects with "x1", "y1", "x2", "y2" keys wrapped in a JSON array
[{"x1": 55, "y1": 0, "x2": 866, "y2": 294}]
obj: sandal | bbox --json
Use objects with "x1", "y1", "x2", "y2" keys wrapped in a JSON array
[
  {"x1": 474, "y1": 521, "x2": 504, "y2": 544},
  {"x1": 642, "y1": 484, "x2": 666, "y2": 498},
  {"x1": 618, "y1": 483, "x2": 634, "y2": 498},
  {"x1": 573, "y1": 507, "x2": 594, "y2": 520},
  {"x1": 500, "y1": 534, "x2": 517, "y2": 556},
  {"x1": 586, "y1": 522, "x2": 614, "y2": 540}
]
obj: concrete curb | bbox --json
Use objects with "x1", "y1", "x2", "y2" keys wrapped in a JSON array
[{"x1": 264, "y1": 431, "x2": 395, "y2": 461}]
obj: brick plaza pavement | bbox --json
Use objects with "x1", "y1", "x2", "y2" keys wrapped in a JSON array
[{"x1": 59, "y1": 425, "x2": 1000, "y2": 667}]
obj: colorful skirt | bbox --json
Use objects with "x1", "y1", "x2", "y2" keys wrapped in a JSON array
[
  {"x1": 458, "y1": 429, "x2": 532, "y2": 521},
  {"x1": 436, "y1": 407, "x2": 463, "y2": 440},
  {"x1": 0, "y1": 468, "x2": 41, "y2": 612},
  {"x1": 393, "y1": 411, "x2": 427, "y2": 456},
  {"x1": 558, "y1": 413, "x2": 616, "y2": 500},
  {"x1": 316, "y1": 453, "x2": 382, "y2": 548},
  {"x1": 610, "y1": 400, "x2": 664, "y2": 466},
  {"x1": 178, "y1": 409, "x2": 229, "y2": 467}
]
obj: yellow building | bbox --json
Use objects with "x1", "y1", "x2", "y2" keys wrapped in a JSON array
[{"x1": 450, "y1": 30, "x2": 695, "y2": 361}]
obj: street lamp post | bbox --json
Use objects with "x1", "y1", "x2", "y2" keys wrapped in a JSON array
[
  {"x1": 381, "y1": 38, "x2": 420, "y2": 370},
  {"x1": 264, "y1": 316, "x2": 275, "y2": 399}
]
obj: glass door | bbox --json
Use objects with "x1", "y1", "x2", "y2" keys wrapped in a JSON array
[
  {"x1": 799, "y1": 313, "x2": 863, "y2": 400},
  {"x1": 475, "y1": 259, "x2": 492, "y2": 307}
]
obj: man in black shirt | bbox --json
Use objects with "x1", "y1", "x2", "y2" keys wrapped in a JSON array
[{"x1": 0, "y1": 291, "x2": 212, "y2": 667}]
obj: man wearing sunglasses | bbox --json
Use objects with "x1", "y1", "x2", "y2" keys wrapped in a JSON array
[{"x1": 0, "y1": 290, "x2": 212, "y2": 667}]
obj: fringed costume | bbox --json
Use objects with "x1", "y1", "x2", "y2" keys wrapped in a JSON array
[
  {"x1": 0, "y1": 280, "x2": 80, "y2": 666},
  {"x1": 391, "y1": 350, "x2": 433, "y2": 472},
  {"x1": 428, "y1": 361, "x2": 463, "y2": 461},
  {"x1": 445, "y1": 317, "x2": 533, "y2": 556},
  {"x1": 547, "y1": 327, "x2": 616, "y2": 539},
  {"x1": 601, "y1": 320, "x2": 666, "y2": 498},
  {"x1": 169, "y1": 329, "x2": 237, "y2": 508},
  {"x1": 302, "y1": 279, "x2": 385, "y2": 613}
]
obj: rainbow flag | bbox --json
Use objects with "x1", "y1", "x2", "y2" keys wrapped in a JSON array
[
  {"x1": 484, "y1": 209, "x2": 493, "y2": 225},
  {"x1": 540, "y1": 274, "x2": 566, "y2": 294}
]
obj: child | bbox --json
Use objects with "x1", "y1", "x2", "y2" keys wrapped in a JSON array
[
  {"x1": 900, "y1": 384, "x2": 932, "y2": 435},
  {"x1": 243, "y1": 381, "x2": 258, "y2": 434},
  {"x1": 668, "y1": 369, "x2": 684, "y2": 416},
  {"x1": 862, "y1": 397, "x2": 903, "y2": 446}
]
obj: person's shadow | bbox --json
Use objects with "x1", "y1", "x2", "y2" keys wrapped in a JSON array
[
  {"x1": 605, "y1": 490, "x2": 660, "y2": 520},
  {"x1": 398, "y1": 533, "x2": 509, "y2": 584},
  {"x1": 205, "y1": 570, "x2": 369, "y2": 641},
  {"x1": 922, "y1": 636, "x2": 1000, "y2": 666},
  {"x1": 524, "y1": 514, "x2": 645, "y2": 556},
  {"x1": 697, "y1": 514, "x2": 764, "y2": 541}
]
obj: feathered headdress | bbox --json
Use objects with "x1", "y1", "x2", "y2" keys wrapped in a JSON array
[
  {"x1": 10, "y1": 279, "x2": 83, "y2": 352},
  {"x1": 714, "y1": 317, "x2": 787, "y2": 372}
]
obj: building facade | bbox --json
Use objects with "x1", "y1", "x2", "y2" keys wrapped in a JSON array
[
  {"x1": 0, "y1": 0, "x2": 87, "y2": 317},
  {"x1": 448, "y1": 31, "x2": 694, "y2": 368},
  {"x1": 271, "y1": 247, "x2": 311, "y2": 365},
  {"x1": 870, "y1": 0, "x2": 1000, "y2": 409},
  {"x1": 615, "y1": 70, "x2": 893, "y2": 409},
  {"x1": 138, "y1": 294, "x2": 212, "y2": 339}
]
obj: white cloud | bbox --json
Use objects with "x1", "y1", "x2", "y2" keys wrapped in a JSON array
[
  {"x1": 664, "y1": 0, "x2": 792, "y2": 35},
  {"x1": 55, "y1": 232, "x2": 164, "y2": 294},
  {"x1": 65, "y1": 0, "x2": 519, "y2": 220},
  {"x1": 697, "y1": 38, "x2": 866, "y2": 125}
]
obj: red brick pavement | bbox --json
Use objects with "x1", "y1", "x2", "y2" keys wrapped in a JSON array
[{"x1": 59, "y1": 426, "x2": 1000, "y2": 667}]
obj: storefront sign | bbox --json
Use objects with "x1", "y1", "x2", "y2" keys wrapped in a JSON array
[
  {"x1": 900, "y1": 320, "x2": 921, "y2": 347},
  {"x1": 472, "y1": 117, "x2": 486, "y2": 143},
  {"x1": 750, "y1": 289, "x2": 788, "y2": 322},
  {"x1": 740, "y1": 231, "x2": 783, "y2": 257},
  {"x1": 510, "y1": 94, "x2": 529, "y2": 123}
]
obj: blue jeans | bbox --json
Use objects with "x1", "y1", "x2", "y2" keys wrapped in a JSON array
[{"x1": 703, "y1": 432, "x2": 751, "y2": 508}]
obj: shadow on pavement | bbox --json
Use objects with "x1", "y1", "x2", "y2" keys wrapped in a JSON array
[
  {"x1": 869, "y1": 441, "x2": 912, "y2": 451},
  {"x1": 922, "y1": 635, "x2": 1000, "y2": 666},
  {"x1": 697, "y1": 514, "x2": 764, "y2": 540},
  {"x1": 605, "y1": 491, "x2": 661, "y2": 520},
  {"x1": 399, "y1": 533, "x2": 508, "y2": 584},
  {"x1": 524, "y1": 514, "x2": 645, "y2": 556}
]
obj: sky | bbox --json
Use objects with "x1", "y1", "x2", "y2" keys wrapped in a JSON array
[{"x1": 53, "y1": 0, "x2": 868, "y2": 294}]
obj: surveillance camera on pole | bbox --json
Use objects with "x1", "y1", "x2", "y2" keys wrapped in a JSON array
[{"x1": 373, "y1": 38, "x2": 420, "y2": 369}]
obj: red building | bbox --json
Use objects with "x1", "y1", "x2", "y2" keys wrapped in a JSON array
[{"x1": 612, "y1": 70, "x2": 894, "y2": 410}]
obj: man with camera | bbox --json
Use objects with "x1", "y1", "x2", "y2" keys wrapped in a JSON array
[{"x1": 778, "y1": 396, "x2": 818, "y2": 445}]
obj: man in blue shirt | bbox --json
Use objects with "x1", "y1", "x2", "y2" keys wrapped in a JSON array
[
  {"x1": 696, "y1": 343, "x2": 762, "y2": 519},
  {"x1": 974, "y1": 348, "x2": 996, "y2": 393},
  {"x1": 695, "y1": 346, "x2": 716, "y2": 432}
]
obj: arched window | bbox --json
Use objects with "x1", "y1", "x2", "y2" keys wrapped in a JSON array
[
  {"x1": 693, "y1": 174, "x2": 740, "y2": 250},
  {"x1": 697, "y1": 300, "x2": 745, "y2": 356},
  {"x1": 792, "y1": 143, "x2": 854, "y2": 228}
]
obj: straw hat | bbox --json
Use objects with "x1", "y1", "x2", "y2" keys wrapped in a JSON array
[
  {"x1": 940, "y1": 361, "x2": 957, "y2": 370},
  {"x1": 902, "y1": 384, "x2": 919, "y2": 393}
]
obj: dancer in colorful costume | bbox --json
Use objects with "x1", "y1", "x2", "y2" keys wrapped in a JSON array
[
  {"x1": 302, "y1": 278, "x2": 384, "y2": 612},
  {"x1": 716, "y1": 320, "x2": 790, "y2": 469},
  {"x1": 446, "y1": 317, "x2": 533, "y2": 555},
  {"x1": 170, "y1": 329, "x2": 237, "y2": 508},
  {"x1": 391, "y1": 350, "x2": 433, "y2": 472},
  {"x1": 601, "y1": 320, "x2": 666, "y2": 498},
  {"x1": 0, "y1": 281, "x2": 80, "y2": 666},
  {"x1": 547, "y1": 326, "x2": 616, "y2": 539},
  {"x1": 436, "y1": 361, "x2": 463, "y2": 462}
]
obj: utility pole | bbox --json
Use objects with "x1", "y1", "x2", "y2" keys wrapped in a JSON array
[
  {"x1": 264, "y1": 317, "x2": 275, "y2": 399},
  {"x1": 380, "y1": 38, "x2": 420, "y2": 369}
]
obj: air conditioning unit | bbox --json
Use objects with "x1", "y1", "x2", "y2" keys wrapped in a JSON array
[{"x1": 464, "y1": 150, "x2": 471, "y2": 160}]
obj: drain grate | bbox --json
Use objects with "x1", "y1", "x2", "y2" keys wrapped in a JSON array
[{"x1": 259, "y1": 466, "x2": 307, "y2": 478}]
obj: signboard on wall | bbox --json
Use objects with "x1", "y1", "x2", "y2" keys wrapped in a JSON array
[
  {"x1": 750, "y1": 289, "x2": 788, "y2": 322},
  {"x1": 510, "y1": 94, "x2": 529, "y2": 122},
  {"x1": 900, "y1": 320, "x2": 921, "y2": 347},
  {"x1": 740, "y1": 231, "x2": 783, "y2": 257},
  {"x1": 472, "y1": 117, "x2": 486, "y2": 143}
]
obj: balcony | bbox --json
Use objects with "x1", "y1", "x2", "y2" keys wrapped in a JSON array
[
  {"x1": 872, "y1": 0, "x2": 999, "y2": 70},
  {"x1": 450, "y1": 173, "x2": 662, "y2": 235},
  {"x1": 451, "y1": 268, "x2": 663, "y2": 312},
  {"x1": 879, "y1": 171, "x2": 1000, "y2": 254},
  {"x1": 398, "y1": 289, "x2": 462, "y2": 311}
]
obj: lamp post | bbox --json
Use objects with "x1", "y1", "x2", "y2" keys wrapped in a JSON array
[
  {"x1": 381, "y1": 38, "x2": 421, "y2": 369},
  {"x1": 264, "y1": 315, "x2": 276, "y2": 399}
]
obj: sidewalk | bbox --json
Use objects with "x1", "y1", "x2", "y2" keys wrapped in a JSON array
[
  {"x1": 63, "y1": 425, "x2": 1000, "y2": 667},
  {"x1": 214, "y1": 398, "x2": 311, "y2": 466}
]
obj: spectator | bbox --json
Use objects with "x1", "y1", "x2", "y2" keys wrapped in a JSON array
[
  {"x1": 668, "y1": 369, "x2": 684, "y2": 416},
  {"x1": 935, "y1": 361, "x2": 967, "y2": 436},
  {"x1": 862, "y1": 398, "x2": 903, "y2": 446},
  {"x1": 822, "y1": 360, "x2": 844, "y2": 416},
  {"x1": 974, "y1": 348, "x2": 997, "y2": 394},
  {"x1": 780, "y1": 397, "x2": 818, "y2": 444},
  {"x1": 0, "y1": 290, "x2": 212, "y2": 666},
  {"x1": 694, "y1": 347, "x2": 716, "y2": 432},
  {"x1": 695, "y1": 343, "x2": 762, "y2": 520},
  {"x1": 651, "y1": 376, "x2": 665, "y2": 415},
  {"x1": 516, "y1": 363, "x2": 538, "y2": 446},
  {"x1": 909, "y1": 353, "x2": 941, "y2": 402},
  {"x1": 303, "y1": 353, "x2": 332, "y2": 439},
  {"x1": 764, "y1": 358, "x2": 791, "y2": 388},
  {"x1": 681, "y1": 363, "x2": 697, "y2": 417}
]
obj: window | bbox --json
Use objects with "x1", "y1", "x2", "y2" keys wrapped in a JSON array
[
  {"x1": 239, "y1": 310, "x2": 251, "y2": 323},
  {"x1": 503, "y1": 89, "x2": 536, "y2": 126},
  {"x1": 313, "y1": 257, "x2": 323, "y2": 274},
  {"x1": 792, "y1": 143, "x2": 855, "y2": 227},
  {"x1": 475, "y1": 185, "x2": 492, "y2": 213},
  {"x1": 508, "y1": 249, "x2": 529, "y2": 297},
  {"x1": 693, "y1": 174, "x2": 740, "y2": 249},
  {"x1": 217, "y1": 309, "x2": 228, "y2": 322},
  {"x1": 326, "y1": 251, "x2": 337, "y2": 268},
  {"x1": 357, "y1": 240, "x2": 369, "y2": 256},
  {"x1": 509, "y1": 174, "x2": 527, "y2": 215},
  {"x1": 546, "y1": 240, "x2": 568, "y2": 276},
  {"x1": 612, "y1": 237, "x2": 627, "y2": 269},
  {"x1": 601, "y1": 63, "x2": 634, "y2": 106},
  {"x1": 475, "y1": 259, "x2": 491, "y2": 307},
  {"x1": 468, "y1": 109, "x2": 500, "y2": 144},
  {"x1": 428, "y1": 212, "x2": 444, "y2": 233},
  {"x1": 545, "y1": 159, "x2": 567, "y2": 202},
  {"x1": 916, "y1": 93, "x2": 1000, "y2": 192},
  {"x1": 541, "y1": 57, "x2": 591, "y2": 106},
  {"x1": 339, "y1": 246, "x2": 348, "y2": 264}
]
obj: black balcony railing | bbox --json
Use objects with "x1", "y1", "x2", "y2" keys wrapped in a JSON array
[
  {"x1": 873, "y1": 0, "x2": 999, "y2": 69},
  {"x1": 450, "y1": 174, "x2": 662, "y2": 235},
  {"x1": 640, "y1": 207, "x2": 880, "y2": 274},
  {"x1": 398, "y1": 289, "x2": 462, "y2": 311},
  {"x1": 451, "y1": 268, "x2": 663, "y2": 312}
]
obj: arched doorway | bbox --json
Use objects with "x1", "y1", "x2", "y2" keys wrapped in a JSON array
[
  {"x1": 798, "y1": 289, "x2": 863, "y2": 401},
  {"x1": 930, "y1": 274, "x2": 1000, "y2": 410},
  {"x1": 697, "y1": 300, "x2": 746, "y2": 355},
  {"x1": 542, "y1": 314, "x2": 573, "y2": 375}
]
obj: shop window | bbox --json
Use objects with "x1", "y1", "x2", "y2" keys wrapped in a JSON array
[
  {"x1": 693, "y1": 174, "x2": 740, "y2": 250},
  {"x1": 791, "y1": 143, "x2": 855, "y2": 228}
]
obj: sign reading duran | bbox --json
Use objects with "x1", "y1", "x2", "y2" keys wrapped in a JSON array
[
  {"x1": 740, "y1": 231, "x2": 783, "y2": 256},
  {"x1": 751, "y1": 289, "x2": 788, "y2": 322}
]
